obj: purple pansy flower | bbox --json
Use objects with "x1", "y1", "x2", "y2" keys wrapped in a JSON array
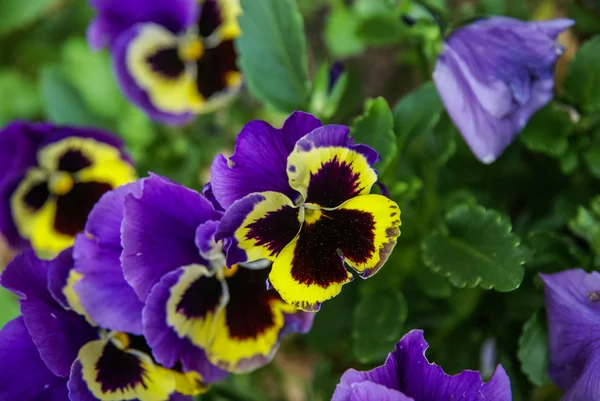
[
  {"x1": 433, "y1": 17, "x2": 574, "y2": 163},
  {"x1": 0, "y1": 249, "x2": 207, "y2": 401},
  {"x1": 88, "y1": 0, "x2": 242, "y2": 124},
  {"x1": 115, "y1": 174, "x2": 312, "y2": 373},
  {"x1": 209, "y1": 112, "x2": 402, "y2": 311},
  {"x1": 332, "y1": 330, "x2": 512, "y2": 401},
  {"x1": 541, "y1": 269, "x2": 600, "y2": 401},
  {"x1": 0, "y1": 121, "x2": 136, "y2": 257}
]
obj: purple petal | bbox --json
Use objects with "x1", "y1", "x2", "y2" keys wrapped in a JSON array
[
  {"x1": 0, "y1": 317, "x2": 69, "y2": 401},
  {"x1": 433, "y1": 17, "x2": 572, "y2": 164},
  {"x1": 84, "y1": 180, "x2": 144, "y2": 246},
  {"x1": 142, "y1": 267, "x2": 229, "y2": 382},
  {"x1": 195, "y1": 220, "x2": 221, "y2": 260},
  {"x1": 121, "y1": 174, "x2": 222, "y2": 300},
  {"x1": 2, "y1": 250, "x2": 97, "y2": 377},
  {"x1": 73, "y1": 235, "x2": 144, "y2": 334},
  {"x1": 346, "y1": 382, "x2": 414, "y2": 401},
  {"x1": 541, "y1": 269, "x2": 600, "y2": 393},
  {"x1": 334, "y1": 330, "x2": 511, "y2": 401},
  {"x1": 111, "y1": 24, "x2": 196, "y2": 125},
  {"x1": 88, "y1": 0, "x2": 198, "y2": 50},
  {"x1": 209, "y1": 111, "x2": 322, "y2": 209}
]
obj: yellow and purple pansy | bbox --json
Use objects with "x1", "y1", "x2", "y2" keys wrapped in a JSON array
[
  {"x1": 0, "y1": 250, "x2": 206, "y2": 401},
  {"x1": 88, "y1": 0, "x2": 242, "y2": 124},
  {"x1": 115, "y1": 175, "x2": 313, "y2": 373},
  {"x1": 0, "y1": 122, "x2": 136, "y2": 257},
  {"x1": 209, "y1": 112, "x2": 402, "y2": 311}
]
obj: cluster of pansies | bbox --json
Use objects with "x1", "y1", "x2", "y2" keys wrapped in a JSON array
[
  {"x1": 0, "y1": 111, "x2": 407, "y2": 400},
  {"x1": 0, "y1": 0, "x2": 588, "y2": 399}
]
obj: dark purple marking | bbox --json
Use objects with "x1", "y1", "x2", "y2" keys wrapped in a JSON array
[
  {"x1": 225, "y1": 267, "x2": 283, "y2": 340},
  {"x1": 54, "y1": 181, "x2": 113, "y2": 236},
  {"x1": 305, "y1": 156, "x2": 365, "y2": 208},
  {"x1": 176, "y1": 275, "x2": 223, "y2": 319},
  {"x1": 23, "y1": 181, "x2": 50, "y2": 210},
  {"x1": 245, "y1": 205, "x2": 300, "y2": 257},
  {"x1": 95, "y1": 341, "x2": 146, "y2": 393},
  {"x1": 146, "y1": 47, "x2": 185, "y2": 79},
  {"x1": 198, "y1": 0, "x2": 222, "y2": 37},
  {"x1": 195, "y1": 39, "x2": 238, "y2": 98},
  {"x1": 290, "y1": 209, "x2": 376, "y2": 287},
  {"x1": 58, "y1": 150, "x2": 92, "y2": 173}
]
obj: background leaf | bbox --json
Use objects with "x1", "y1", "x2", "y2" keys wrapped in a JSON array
[
  {"x1": 351, "y1": 97, "x2": 397, "y2": 172},
  {"x1": 0, "y1": 0, "x2": 57, "y2": 37},
  {"x1": 352, "y1": 288, "x2": 407, "y2": 363},
  {"x1": 520, "y1": 103, "x2": 575, "y2": 158},
  {"x1": 564, "y1": 35, "x2": 600, "y2": 113},
  {"x1": 40, "y1": 66, "x2": 110, "y2": 129},
  {"x1": 422, "y1": 204, "x2": 526, "y2": 292},
  {"x1": 517, "y1": 312, "x2": 551, "y2": 386},
  {"x1": 236, "y1": 0, "x2": 310, "y2": 112},
  {"x1": 393, "y1": 82, "x2": 444, "y2": 152}
]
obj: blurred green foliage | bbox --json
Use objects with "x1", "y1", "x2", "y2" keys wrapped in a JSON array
[{"x1": 1, "y1": 0, "x2": 600, "y2": 400}]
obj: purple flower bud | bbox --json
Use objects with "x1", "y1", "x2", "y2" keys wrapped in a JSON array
[{"x1": 433, "y1": 17, "x2": 574, "y2": 163}]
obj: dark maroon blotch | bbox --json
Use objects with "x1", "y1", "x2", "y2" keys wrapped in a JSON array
[
  {"x1": 305, "y1": 156, "x2": 364, "y2": 208},
  {"x1": 95, "y1": 341, "x2": 147, "y2": 393},
  {"x1": 245, "y1": 205, "x2": 300, "y2": 257},
  {"x1": 176, "y1": 275, "x2": 223, "y2": 319},
  {"x1": 54, "y1": 181, "x2": 113, "y2": 236}
]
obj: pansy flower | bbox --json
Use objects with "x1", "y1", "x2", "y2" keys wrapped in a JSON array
[
  {"x1": 209, "y1": 112, "x2": 402, "y2": 311},
  {"x1": 88, "y1": 0, "x2": 242, "y2": 124},
  {"x1": 0, "y1": 250, "x2": 206, "y2": 401},
  {"x1": 541, "y1": 269, "x2": 600, "y2": 400},
  {"x1": 332, "y1": 330, "x2": 512, "y2": 401},
  {"x1": 433, "y1": 17, "x2": 574, "y2": 163},
  {"x1": 0, "y1": 121, "x2": 136, "y2": 256},
  {"x1": 112, "y1": 175, "x2": 313, "y2": 373}
]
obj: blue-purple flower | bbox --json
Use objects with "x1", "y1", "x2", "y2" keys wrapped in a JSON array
[
  {"x1": 209, "y1": 112, "x2": 402, "y2": 311},
  {"x1": 0, "y1": 121, "x2": 136, "y2": 256},
  {"x1": 74, "y1": 174, "x2": 312, "y2": 375},
  {"x1": 332, "y1": 330, "x2": 512, "y2": 401},
  {"x1": 0, "y1": 250, "x2": 206, "y2": 401},
  {"x1": 433, "y1": 17, "x2": 574, "y2": 163},
  {"x1": 541, "y1": 269, "x2": 600, "y2": 401},
  {"x1": 88, "y1": 0, "x2": 242, "y2": 124}
]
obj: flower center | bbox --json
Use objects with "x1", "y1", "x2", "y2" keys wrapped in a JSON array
[
  {"x1": 300, "y1": 203, "x2": 323, "y2": 225},
  {"x1": 48, "y1": 171, "x2": 74, "y2": 196}
]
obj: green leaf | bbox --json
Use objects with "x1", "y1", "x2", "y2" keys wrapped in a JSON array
[
  {"x1": 415, "y1": 260, "x2": 453, "y2": 298},
  {"x1": 40, "y1": 67, "x2": 111, "y2": 129},
  {"x1": 352, "y1": 288, "x2": 407, "y2": 363},
  {"x1": 0, "y1": 288, "x2": 19, "y2": 329},
  {"x1": 526, "y1": 230, "x2": 586, "y2": 272},
  {"x1": 61, "y1": 37, "x2": 126, "y2": 120},
  {"x1": 517, "y1": 312, "x2": 551, "y2": 386},
  {"x1": 0, "y1": 68, "x2": 41, "y2": 125},
  {"x1": 351, "y1": 97, "x2": 397, "y2": 172},
  {"x1": 236, "y1": 0, "x2": 309, "y2": 112},
  {"x1": 355, "y1": 14, "x2": 405, "y2": 46},
  {"x1": 325, "y1": 5, "x2": 366, "y2": 58},
  {"x1": 569, "y1": 196, "x2": 600, "y2": 252},
  {"x1": 0, "y1": 0, "x2": 57, "y2": 37},
  {"x1": 422, "y1": 204, "x2": 526, "y2": 291},
  {"x1": 520, "y1": 103, "x2": 574, "y2": 158},
  {"x1": 564, "y1": 35, "x2": 600, "y2": 113},
  {"x1": 393, "y1": 82, "x2": 444, "y2": 152}
]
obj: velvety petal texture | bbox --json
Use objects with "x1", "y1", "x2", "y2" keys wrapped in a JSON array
[
  {"x1": 0, "y1": 317, "x2": 69, "y2": 401},
  {"x1": 541, "y1": 269, "x2": 600, "y2": 400},
  {"x1": 121, "y1": 174, "x2": 222, "y2": 300},
  {"x1": 216, "y1": 117, "x2": 401, "y2": 311},
  {"x1": 87, "y1": 0, "x2": 199, "y2": 50},
  {"x1": 210, "y1": 111, "x2": 323, "y2": 208},
  {"x1": 1, "y1": 250, "x2": 97, "y2": 377},
  {"x1": 332, "y1": 330, "x2": 511, "y2": 401},
  {"x1": 433, "y1": 17, "x2": 574, "y2": 163},
  {"x1": 0, "y1": 121, "x2": 135, "y2": 255},
  {"x1": 73, "y1": 181, "x2": 145, "y2": 334}
]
